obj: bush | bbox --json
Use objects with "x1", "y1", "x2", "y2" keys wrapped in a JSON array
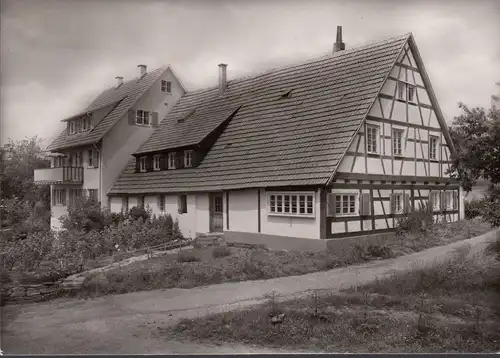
[
  {"x1": 60, "y1": 197, "x2": 114, "y2": 232},
  {"x1": 396, "y1": 204, "x2": 435, "y2": 236},
  {"x1": 480, "y1": 184, "x2": 500, "y2": 227},
  {"x1": 212, "y1": 246, "x2": 231, "y2": 258},
  {"x1": 465, "y1": 198, "x2": 485, "y2": 220},
  {"x1": 177, "y1": 251, "x2": 200, "y2": 262},
  {"x1": 128, "y1": 206, "x2": 150, "y2": 222}
]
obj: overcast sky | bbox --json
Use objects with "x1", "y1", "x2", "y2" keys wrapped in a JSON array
[{"x1": 1, "y1": 0, "x2": 499, "y2": 147}]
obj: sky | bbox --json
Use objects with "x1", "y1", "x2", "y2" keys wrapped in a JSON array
[{"x1": 1, "y1": 0, "x2": 499, "y2": 147}]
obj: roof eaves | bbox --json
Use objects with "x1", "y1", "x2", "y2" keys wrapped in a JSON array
[
  {"x1": 166, "y1": 64, "x2": 189, "y2": 93},
  {"x1": 60, "y1": 98, "x2": 124, "y2": 122},
  {"x1": 325, "y1": 33, "x2": 411, "y2": 187}
]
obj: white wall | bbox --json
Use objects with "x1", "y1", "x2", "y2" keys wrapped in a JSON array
[{"x1": 226, "y1": 189, "x2": 259, "y2": 233}]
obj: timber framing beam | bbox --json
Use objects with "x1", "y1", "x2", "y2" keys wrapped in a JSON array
[{"x1": 334, "y1": 172, "x2": 459, "y2": 184}]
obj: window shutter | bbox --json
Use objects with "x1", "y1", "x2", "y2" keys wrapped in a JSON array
[
  {"x1": 61, "y1": 189, "x2": 66, "y2": 206},
  {"x1": 66, "y1": 121, "x2": 70, "y2": 135},
  {"x1": 159, "y1": 154, "x2": 166, "y2": 170},
  {"x1": 156, "y1": 195, "x2": 161, "y2": 211},
  {"x1": 177, "y1": 195, "x2": 182, "y2": 214},
  {"x1": 151, "y1": 112, "x2": 159, "y2": 128},
  {"x1": 453, "y1": 190, "x2": 459, "y2": 210},
  {"x1": 440, "y1": 191, "x2": 445, "y2": 211},
  {"x1": 360, "y1": 193, "x2": 371, "y2": 216},
  {"x1": 428, "y1": 191, "x2": 434, "y2": 210},
  {"x1": 135, "y1": 157, "x2": 140, "y2": 172},
  {"x1": 389, "y1": 193, "x2": 395, "y2": 214},
  {"x1": 176, "y1": 152, "x2": 184, "y2": 169},
  {"x1": 52, "y1": 189, "x2": 56, "y2": 206},
  {"x1": 326, "y1": 193, "x2": 336, "y2": 217},
  {"x1": 128, "y1": 109, "x2": 135, "y2": 125},
  {"x1": 404, "y1": 193, "x2": 411, "y2": 213},
  {"x1": 93, "y1": 150, "x2": 99, "y2": 168}
]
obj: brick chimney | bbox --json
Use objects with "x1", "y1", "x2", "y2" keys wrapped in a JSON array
[
  {"x1": 137, "y1": 64, "x2": 147, "y2": 77},
  {"x1": 218, "y1": 63, "x2": 227, "y2": 94},
  {"x1": 333, "y1": 26, "x2": 346, "y2": 53},
  {"x1": 115, "y1": 76, "x2": 123, "y2": 88}
]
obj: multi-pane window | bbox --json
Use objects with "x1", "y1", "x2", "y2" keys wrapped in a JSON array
[
  {"x1": 88, "y1": 189, "x2": 98, "y2": 202},
  {"x1": 268, "y1": 192, "x2": 315, "y2": 217},
  {"x1": 87, "y1": 149, "x2": 95, "y2": 167},
  {"x1": 443, "y1": 191, "x2": 453, "y2": 209},
  {"x1": 136, "y1": 110, "x2": 150, "y2": 125},
  {"x1": 184, "y1": 150, "x2": 193, "y2": 168},
  {"x1": 393, "y1": 129, "x2": 404, "y2": 156},
  {"x1": 407, "y1": 85, "x2": 415, "y2": 102},
  {"x1": 335, "y1": 194, "x2": 357, "y2": 216},
  {"x1": 430, "y1": 191, "x2": 440, "y2": 210},
  {"x1": 429, "y1": 136, "x2": 438, "y2": 160},
  {"x1": 397, "y1": 82, "x2": 406, "y2": 100},
  {"x1": 366, "y1": 125, "x2": 379, "y2": 153},
  {"x1": 139, "y1": 157, "x2": 147, "y2": 172},
  {"x1": 153, "y1": 155, "x2": 161, "y2": 171},
  {"x1": 178, "y1": 194, "x2": 187, "y2": 214},
  {"x1": 69, "y1": 121, "x2": 76, "y2": 135},
  {"x1": 392, "y1": 193, "x2": 403, "y2": 214},
  {"x1": 168, "y1": 153, "x2": 176, "y2": 169},
  {"x1": 161, "y1": 80, "x2": 172, "y2": 93},
  {"x1": 54, "y1": 189, "x2": 66, "y2": 206},
  {"x1": 72, "y1": 152, "x2": 82, "y2": 167},
  {"x1": 82, "y1": 117, "x2": 91, "y2": 131},
  {"x1": 158, "y1": 195, "x2": 165, "y2": 212}
]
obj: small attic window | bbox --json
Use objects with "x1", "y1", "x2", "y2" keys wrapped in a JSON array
[
  {"x1": 178, "y1": 108, "x2": 196, "y2": 123},
  {"x1": 280, "y1": 89, "x2": 293, "y2": 99}
]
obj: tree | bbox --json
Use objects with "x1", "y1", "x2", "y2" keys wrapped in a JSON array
[{"x1": 0, "y1": 136, "x2": 51, "y2": 209}]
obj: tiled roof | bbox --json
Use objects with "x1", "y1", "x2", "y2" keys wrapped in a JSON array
[
  {"x1": 109, "y1": 34, "x2": 410, "y2": 194},
  {"x1": 47, "y1": 67, "x2": 168, "y2": 151}
]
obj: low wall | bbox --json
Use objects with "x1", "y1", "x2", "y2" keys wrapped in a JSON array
[{"x1": 1, "y1": 280, "x2": 63, "y2": 305}]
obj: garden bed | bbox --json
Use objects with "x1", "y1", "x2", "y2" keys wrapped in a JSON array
[
  {"x1": 76, "y1": 219, "x2": 493, "y2": 298},
  {"x1": 163, "y1": 237, "x2": 500, "y2": 353}
]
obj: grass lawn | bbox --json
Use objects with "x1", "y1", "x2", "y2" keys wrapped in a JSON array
[
  {"x1": 163, "y1": 238, "x2": 500, "y2": 353},
  {"x1": 77, "y1": 219, "x2": 492, "y2": 298}
]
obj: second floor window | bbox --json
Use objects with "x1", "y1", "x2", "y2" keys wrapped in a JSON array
[
  {"x1": 136, "y1": 110, "x2": 150, "y2": 125},
  {"x1": 139, "y1": 157, "x2": 147, "y2": 172},
  {"x1": 153, "y1": 155, "x2": 161, "y2": 171},
  {"x1": 429, "y1": 136, "x2": 438, "y2": 160},
  {"x1": 393, "y1": 129, "x2": 404, "y2": 156},
  {"x1": 88, "y1": 149, "x2": 94, "y2": 167},
  {"x1": 69, "y1": 121, "x2": 76, "y2": 135},
  {"x1": 184, "y1": 150, "x2": 192, "y2": 168},
  {"x1": 168, "y1": 153, "x2": 176, "y2": 169},
  {"x1": 161, "y1": 80, "x2": 172, "y2": 93},
  {"x1": 366, "y1": 125, "x2": 379, "y2": 154},
  {"x1": 407, "y1": 85, "x2": 415, "y2": 103}
]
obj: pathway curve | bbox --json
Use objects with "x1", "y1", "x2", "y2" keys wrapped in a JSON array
[{"x1": 2, "y1": 229, "x2": 498, "y2": 354}]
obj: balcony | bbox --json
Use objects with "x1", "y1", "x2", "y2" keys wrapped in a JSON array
[{"x1": 34, "y1": 166, "x2": 84, "y2": 185}]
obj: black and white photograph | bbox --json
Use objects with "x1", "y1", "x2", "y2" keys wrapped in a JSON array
[{"x1": 1, "y1": 0, "x2": 500, "y2": 354}]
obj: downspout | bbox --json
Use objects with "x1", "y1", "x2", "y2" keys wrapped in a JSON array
[{"x1": 93, "y1": 142, "x2": 102, "y2": 207}]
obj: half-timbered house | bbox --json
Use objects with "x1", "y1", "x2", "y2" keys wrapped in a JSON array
[{"x1": 109, "y1": 28, "x2": 463, "y2": 246}]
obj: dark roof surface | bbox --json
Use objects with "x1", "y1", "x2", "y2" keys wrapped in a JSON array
[
  {"x1": 47, "y1": 67, "x2": 167, "y2": 151},
  {"x1": 110, "y1": 34, "x2": 410, "y2": 194}
]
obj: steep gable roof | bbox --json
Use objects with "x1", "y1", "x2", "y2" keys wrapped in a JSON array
[
  {"x1": 110, "y1": 34, "x2": 410, "y2": 194},
  {"x1": 47, "y1": 66, "x2": 170, "y2": 151}
]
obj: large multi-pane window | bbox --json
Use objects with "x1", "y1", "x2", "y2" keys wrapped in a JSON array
[
  {"x1": 153, "y1": 155, "x2": 161, "y2": 171},
  {"x1": 366, "y1": 125, "x2": 379, "y2": 153},
  {"x1": 393, "y1": 128, "x2": 404, "y2": 156},
  {"x1": 268, "y1": 192, "x2": 315, "y2": 217},
  {"x1": 391, "y1": 193, "x2": 403, "y2": 213},
  {"x1": 139, "y1": 157, "x2": 147, "y2": 172},
  {"x1": 136, "y1": 110, "x2": 150, "y2": 125},
  {"x1": 429, "y1": 136, "x2": 439, "y2": 160},
  {"x1": 335, "y1": 194, "x2": 357, "y2": 216}
]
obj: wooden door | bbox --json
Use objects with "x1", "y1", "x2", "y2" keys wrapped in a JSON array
[{"x1": 209, "y1": 192, "x2": 223, "y2": 232}]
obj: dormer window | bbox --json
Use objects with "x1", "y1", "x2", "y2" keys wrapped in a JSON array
[
  {"x1": 139, "y1": 157, "x2": 147, "y2": 172},
  {"x1": 69, "y1": 121, "x2": 76, "y2": 135},
  {"x1": 153, "y1": 155, "x2": 161, "y2": 171},
  {"x1": 136, "y1": 110, "x2": 150, "y2": 125},
  {"x1": 184, "y1": 150, "x2": 193, "y2": 168},
  {"x1": 168, "y1": 152, "x2": 176, "y2": 169},
  {"x1": 161, "y1": 80, "x2": 172, "y2": 94},
  {"x1": 82, "y1": 116, "x2": 92, "y2": 131}
]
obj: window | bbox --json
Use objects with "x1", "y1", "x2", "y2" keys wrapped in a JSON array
[
  {"x1": 366, "y1": 125, "x2": 379, "y2": 154},
  {"x1": 54, "y1": 189, "x2": 66, "y2": 206},
  {"x1": 88, "y1": 149, "x2": 94, "y2": 167},
  {"x1": 178, "y1": 194, "x2": 187, "y2": 214},
  {"x1": 139, "y1": 157, "x2": 147, "y2": 172},
  {"x1": 393, "y1": 128, "x2": 404, "y2": 156},
  {"x1": 443, "y1": 191, "x2": 453, "y2": 210},
  {"x1": 69, "y1": 188, "x2": 84, "y2": 207},
  {"x1": 335, "y1": 194, "x2": 357, "y2": 216},
  {"x1": 430, "y1": 191, "x2": 440, "y2": 210},
  {"x1": 407, "y1": 85, "x2": 415, "y2": 103},
  {"x1": 397, "y1": 82, "x2": 406, "y2": 100},
  {"x1": 168, "y1": 152, "x2": 176, "y2": 169},
  {"x1": 429, "y1": 136, "x2": 438, "y2": 160},
  {"x1": 391, "y1": 193, "x2": 403, "y2": 214},
  {"x1": 88, "y1": 189, "x2": 98, "y2": 203},
  {"x1": 72, "y1": 152, "x2": 82, "y2": 167},
  {"x1": 69, "y1": 121, "x2": 76, "y2": 135},
  {"x1": 82, "y1": 117, "x2": 91, "y2": 131},
  {"x1": 158, "y1": 195, "x2": 165, "y2": 212},
  {"x1": 184, "y1": 150, "x2": 192, "y2": 168},
  {"x1": 122, "y1": 196, "x2": 129, "y2": 212},
  {"x1": 138, "y1": 196, "x2": 145, "y2": 208},
  {"x1": 153, "y1": 155, "x2": 161, "y2": 171},
  {"x1": 268, "y1": 192, "x2": 315, "y2": 217},
  {"x1": 161, "y1": 80, "x2": 172, "y2": 93},
  {"x1": 136, "y1": 110, "x2": 150, "y2": 125}
]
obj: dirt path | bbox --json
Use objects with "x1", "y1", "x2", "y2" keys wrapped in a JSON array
[{"x1": 2, "y1": 229, "x2": 498, "y2": 354}]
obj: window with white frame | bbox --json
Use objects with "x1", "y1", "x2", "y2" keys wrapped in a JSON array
[
  {"x1": 153, "y1": 155, "x2": 161, "y2": 171},
  {"x1": 184, "y1": 150, "x2": 192, "y2": 168},
  {"x1": 443, "y1": 191, "x2": 453, "y2": 210},
  {"x1": 139, "y1": 157, "x2": 147, "y2": 172},
  {"x1": 335, "y1": 194, "x2": 357, "y2": 216},
  {"x1": 69, "y1": 121, "x2": 76, "y2": 135},
  {"x1": 136, "y1": 110, "x2": 150, "y2": 125},
  {"x1": 168, "y1": 152, "x2": 176, "y2": 169},
  {"x1": 430, "y1": 191, "x2": 440, "y2": 210},
  {"x1": 429, "y1": 135, "x2": 438, "y2": 160},
  {"x1": 54, "y1": 189, "x2": 66, "y2": 206},
  {"x1": 161, "y1": 80, "x2": 172, "y2": 93},
  {"x1": 397, "y1": 82, "x2": 406, "y2": 100},
  {"x1": 391, "y1": 193, "x2": 403, "y2": 214},
  {"x1": 88, "y1": 149, "x2": 94, "y2": 167},
  {"x1": 393, "y1": 128, "x2": 404, "y2": 156},
  {"x1": 407, "y1": 85, "x2": 416, "y2": 103},
  {"x1": 268, "y1": 192, "x2": 315, "y2": 217},
  {"x1": 366, "y1": 125, "x2": 379, "y2": 154}
]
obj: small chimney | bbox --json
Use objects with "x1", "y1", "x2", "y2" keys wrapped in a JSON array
[
  {"x1": 218, "y1": 63, "x2": 227, "y2": 94},
  {"x1": 115, "y1": 76, "x2": 123, "y2": 88},
  {"x1": 137, "y1": 64, "x2": 147, "y2": 77},
  {"x1": 333, "y1": 26, "x2": 346, "y2": 53}
]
